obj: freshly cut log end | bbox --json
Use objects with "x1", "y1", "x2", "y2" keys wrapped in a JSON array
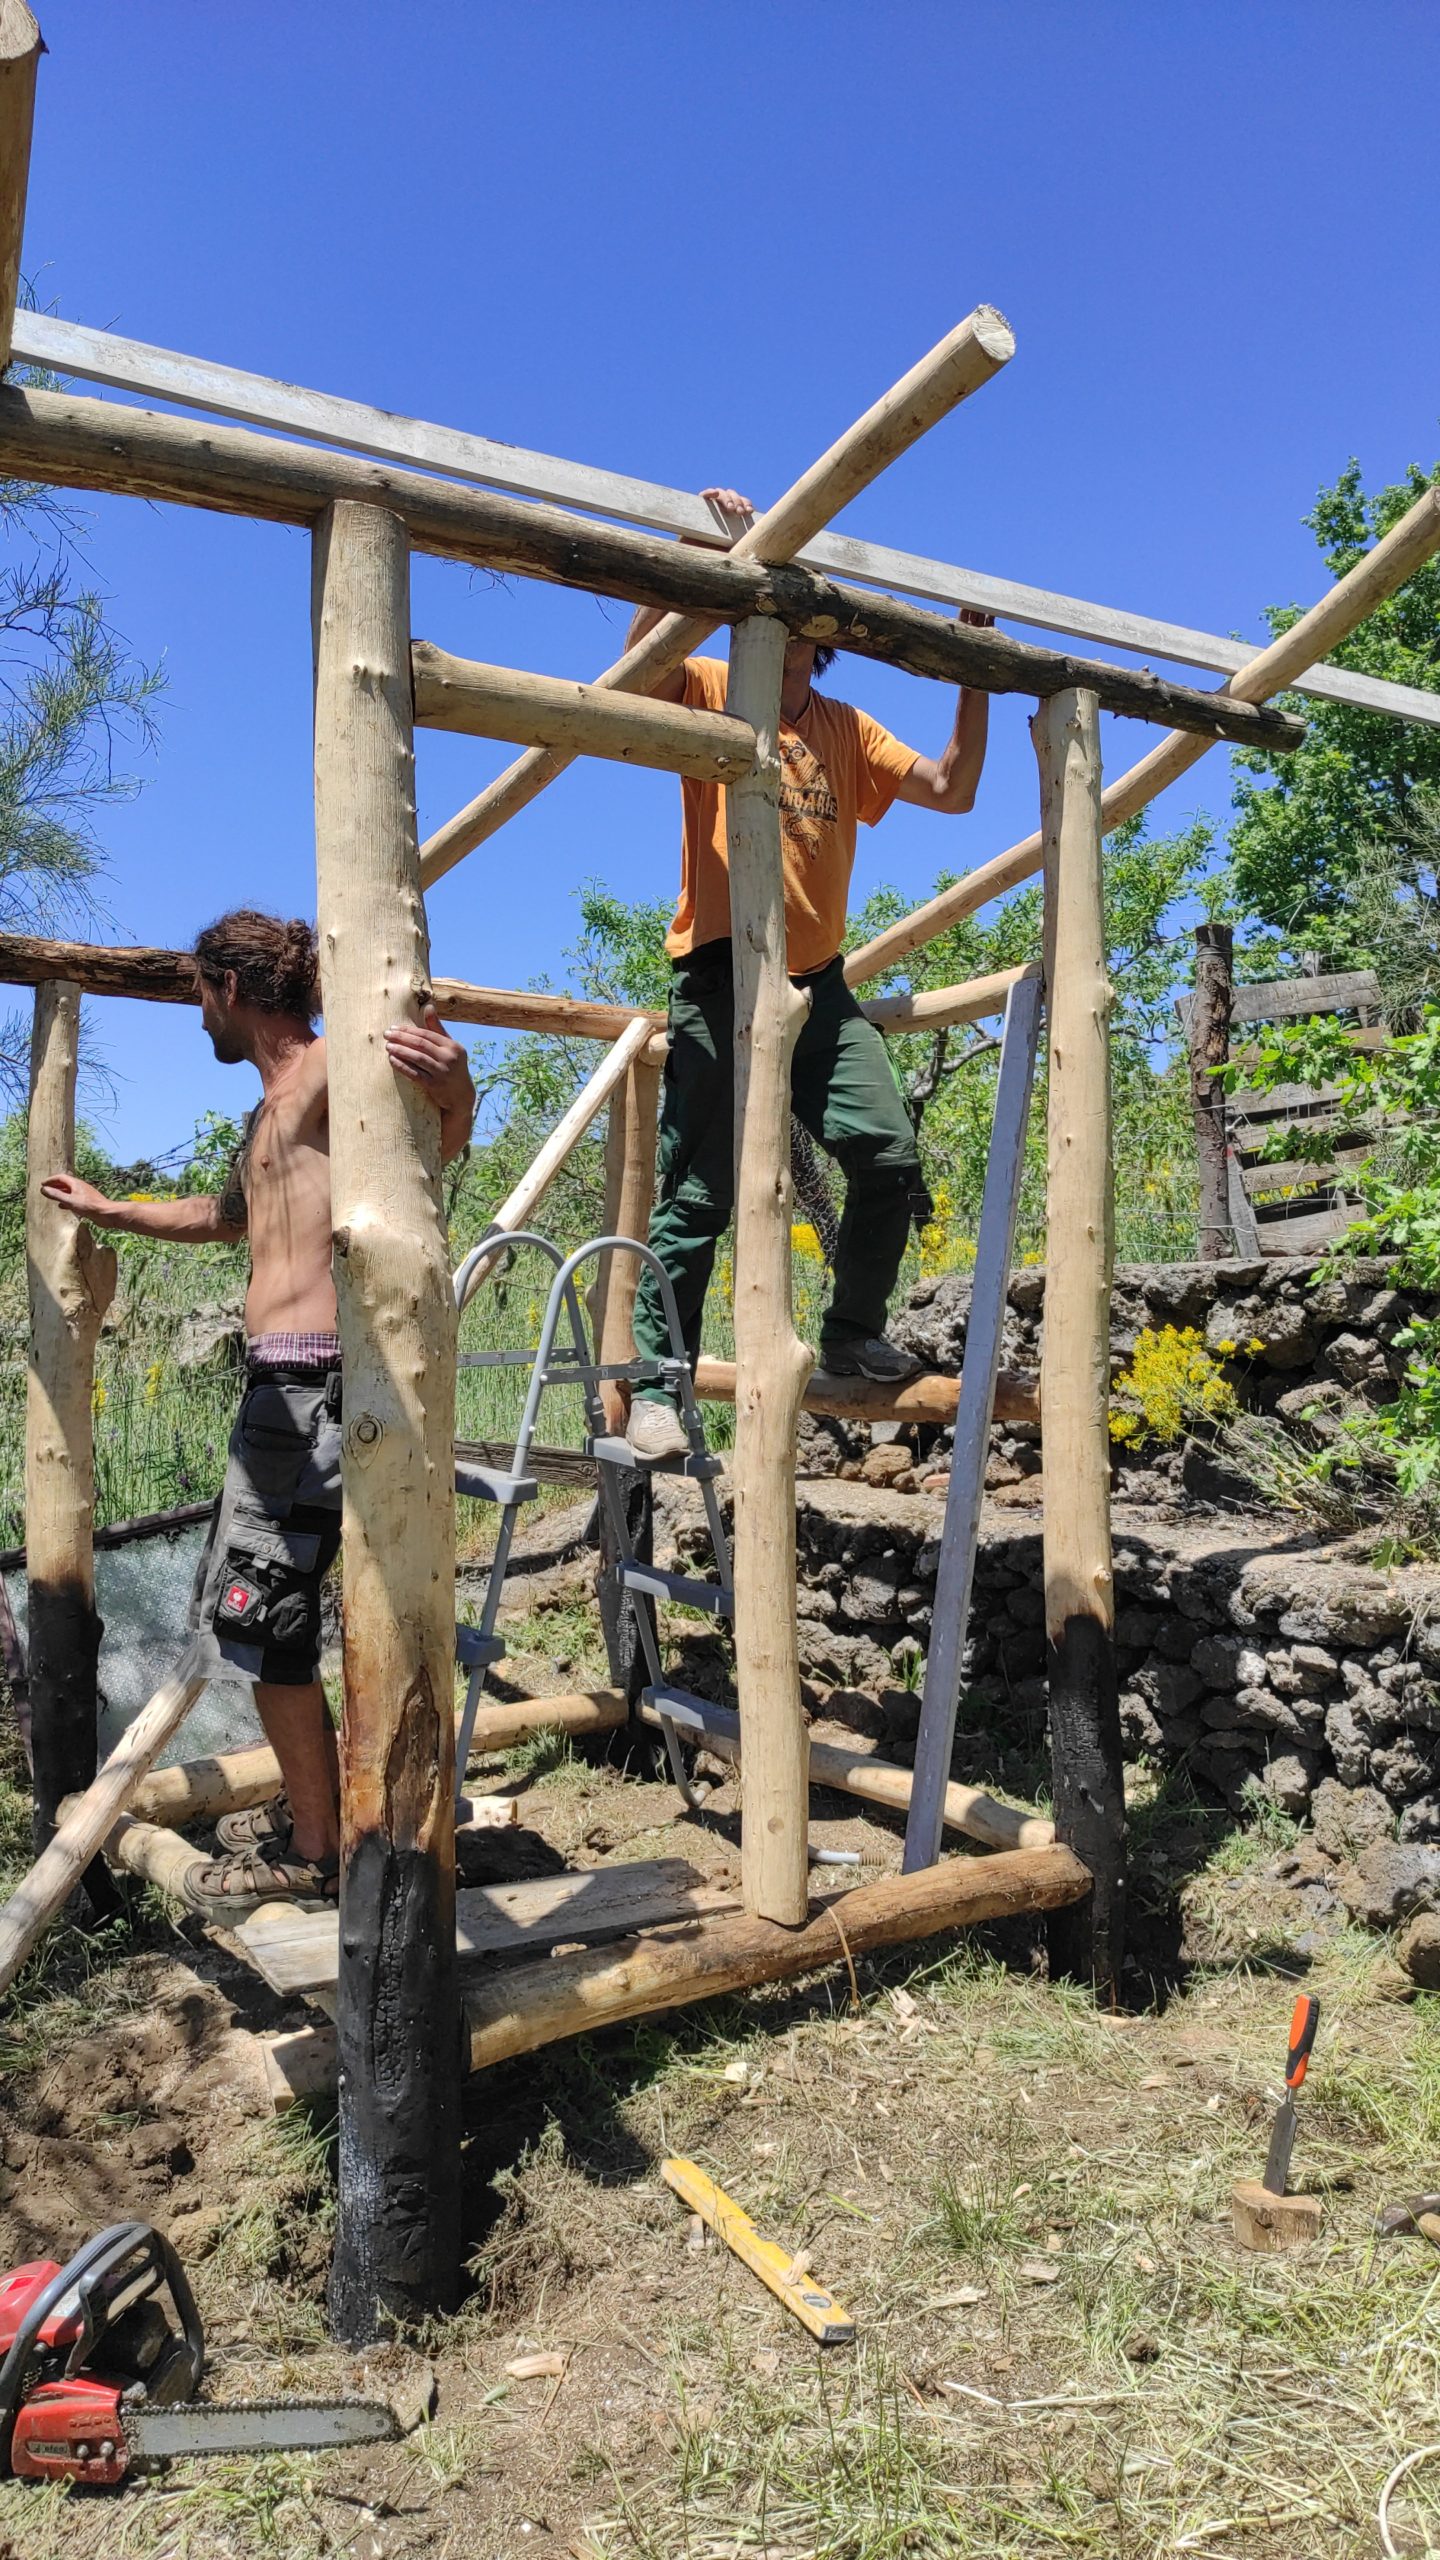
[
  {"x1": 971, "y1": 305, "x2": 1016, "y2": 363},
  {"x1": 1231, "y1": 2180, "x2": 1323, "y2": 2253}
]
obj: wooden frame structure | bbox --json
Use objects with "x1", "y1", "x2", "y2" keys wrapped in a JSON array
[{"x1": 4, "y1": 5, "x2": 1439, "y2": 2340}]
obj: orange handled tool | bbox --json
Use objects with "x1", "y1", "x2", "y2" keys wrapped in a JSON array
[{"x1": 1262, "y1": 1993, "x2": 1319, "y2": 2197}]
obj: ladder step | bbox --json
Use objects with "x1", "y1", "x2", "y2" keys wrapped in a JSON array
[
  {"x1": 618, "y1": 1561, "x2": 733, "y2": 1616},
  {"x1": 589, "y1": 1433, "x2": 725, "y2": 1482},
  {"x1": 456, "y1": 1626, "x2": 506, "y2": 1670},
  {"x1": 643, "y1": 1685, "x2": 738, "y2": 1738},
  {"x1": 454, "y1": 1461, "x2": 538, "y2": 1505}
]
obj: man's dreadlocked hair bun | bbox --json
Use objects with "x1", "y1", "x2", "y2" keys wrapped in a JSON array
[{"x1": 192, "y1": 910, "x2": 320, "y2": 1022}]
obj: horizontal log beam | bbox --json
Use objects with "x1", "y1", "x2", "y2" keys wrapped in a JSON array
[
  {"x1": 462, "y1": 1847, "x2": 1090, "y2": 2068},
  {"x1": 253, "y1": 1844, "x2": 1088, "y2": 2102},
  {"x1": 0, "y1": 389, "x2": 1303, "y2": 750},
  {"x1": 863, "y1": 962, "x2": 1038, "y2": 1035},
  {"x1": 0, "y1": 934, "x2": 1024, "y2": 1059},
  {"x1": 126, "y1": 1743, "x2": 279, "y2": 1828},
  {"x1": 412, "y1": 641, "x2": 756, "y2": 780},
  {"x1": 120, "y1": 1691, "x2": 627, "y2": 1832},
  {"x1": 0, "y1": 930, "x2": 664, "y2": 1044},
  {"x1": 464, "y1": 1689, "x2": 629, "y2": 1753},
  {"x1": 101, "y1": 1812, "x2": 206, "y2": 1901},
  {"x1": 637, "y1": 1696, "x2": 1052, "y2": 1853},
  {"x1": 694, "y1": 1356, "x2": 1039, "y2": 1427},
  {"x1": 17, "y1": 309, "x2": 1433, "y2": 731}
]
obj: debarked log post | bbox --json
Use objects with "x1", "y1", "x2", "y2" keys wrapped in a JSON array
[
  {"x1": 0, "y1": 1, "x2": 42, "y2": 373},
  {"x1": 1035, "y1": 687, "x2": 1124, "y2": 1996},
  {"x1": 727, "y1": 614, "x2": 812, "y2": 1926},
  {"x1": 1190, "y1": 921, "x2": 1234, "y2": 1259},
  {"x1": 311, "y1": 498, "x2": 461, "y2": 2340},
  {"x1": 592, "y1": 1049, "x2": 662, "y2": 1696},
  {"x1": 24, "y1": 980, "x2": 118, "y2": 1912}
]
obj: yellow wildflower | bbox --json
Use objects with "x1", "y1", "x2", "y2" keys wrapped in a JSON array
[
  {"x1": 144, "y1": 1360, "x2": 163, "y2": 1404},
  {"x1": 1247, "y1": 1336, "x2": 1265, "y2": 1354},
  {"x1": 1214, "y1": 1337, "x2": 1238, "y2": 1355},
  {"x1": 91, "y1": 1380, "x2": 107, "y2": 1414},
  {"x1": 1109, "y1": 1324, "x2": 1236, "y2": 1449},
  {"x1": 790, "y1": 1222, "x2": 823, "y2": 1263}
]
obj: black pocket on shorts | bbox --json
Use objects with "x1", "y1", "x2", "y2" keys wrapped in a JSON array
[
  {"x1": 237, "y1": 1380, "x2": 319, "y2": 1498},
  {"x1": 211, "y1": 1519, "x2": 323, "y2": 1654}
]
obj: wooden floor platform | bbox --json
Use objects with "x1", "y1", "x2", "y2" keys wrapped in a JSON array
[
  {"x1": 238, "y1": 1856, "x2": 738, "y2": 1996},
  {"x1": 238, "y1": 1841, "x2": 1090, "y2": 2105}
]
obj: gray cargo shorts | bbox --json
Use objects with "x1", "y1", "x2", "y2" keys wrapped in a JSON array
[{"x1": 190, "y1": 1362, "x2": 343, "y2": 1687}]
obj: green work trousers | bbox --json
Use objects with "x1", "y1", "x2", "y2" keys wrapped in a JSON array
[{"x1": 632, "y1": 939, "x2": 927, "y2": 1394}]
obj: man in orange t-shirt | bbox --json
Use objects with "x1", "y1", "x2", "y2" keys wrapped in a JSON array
[{"x1": 628, "y1": 489, "x2": 993, "y2": 1462}]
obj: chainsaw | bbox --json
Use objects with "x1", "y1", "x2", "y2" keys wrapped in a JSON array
[{"x1": 0, "y1": 2221, "x2": 406, "y2": 2487}]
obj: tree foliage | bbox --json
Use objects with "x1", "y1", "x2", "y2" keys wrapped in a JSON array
[
  {"x1": 0, "y1": 327, "x2": 164, "y2": 1100},
  {"x1": 1227, "y1": 458, "x2": 1440, "y2": 982}
]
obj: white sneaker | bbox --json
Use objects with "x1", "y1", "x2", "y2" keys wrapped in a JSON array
[{"x1": 627, "y1": 1400, "x2": 691, "y2": 1464}]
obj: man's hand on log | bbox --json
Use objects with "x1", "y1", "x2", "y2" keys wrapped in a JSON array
[
  {"x1": 40, "y1": 1173, "x2": 119, "y2": 1226},
  {"x1": 384, "y1": 1005, "x2": 476, "y2": 1158}
]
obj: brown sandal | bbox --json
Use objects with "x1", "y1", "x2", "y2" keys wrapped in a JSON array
[
  {"x1": 183, "y1": 1843, "x2": 339, "y2": 1921},
  {"x1": 215, "y1": 1793, "x2": 293, "y2": 1855}
]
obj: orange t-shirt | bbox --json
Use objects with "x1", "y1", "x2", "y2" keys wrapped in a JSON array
[{"x1": 665, "y1": 656, "x2": 919, "y2": 975}]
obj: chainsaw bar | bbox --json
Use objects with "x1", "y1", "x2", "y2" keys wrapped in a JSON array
[{"x1": 129, "y1": 2390, "x2": 402, "y2": 2461}]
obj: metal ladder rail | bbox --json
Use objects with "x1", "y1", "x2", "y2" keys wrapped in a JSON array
[
  {"x1": 450, "y1": 1228, "x2": 868, "y2": 1862},
  {"x1": 524, "y1": 1237, "x2": 733, "y2": 1815},
  {"x1": 901, "y1": 973, "x2": 1044, "y2": 1871},
  {"x1": 450, "y1": 1228, "x2": 583, "y2": 1802},
  {"x1": 448, "y1": 1229, "x2": 733, "y2": 1811}
]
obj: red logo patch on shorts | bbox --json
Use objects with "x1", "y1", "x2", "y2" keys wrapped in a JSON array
[{"x1": 218, "y1": 1577, "x2": 263, "y2": 1626}]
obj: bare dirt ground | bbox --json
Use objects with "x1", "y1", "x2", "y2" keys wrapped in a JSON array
[{"x1": 1, "y1": 1544, "x2": 1437, "y2": 2559}]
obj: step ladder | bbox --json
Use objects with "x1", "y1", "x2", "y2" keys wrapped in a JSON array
[{"x1": 450, "y1": 1228, "x2": 733, "y2": 1813}]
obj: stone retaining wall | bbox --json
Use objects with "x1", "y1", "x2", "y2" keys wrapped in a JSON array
[
  {"x1": 895, "y1": 1255, "x2": 1422, "y2": 1416},
  {"x1": 778, "y1": 1477, "x2": 1440, "y2": 1845}
]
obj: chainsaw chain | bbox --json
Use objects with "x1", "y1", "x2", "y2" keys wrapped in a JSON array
[{"x1": 131, "y1": 2387, "x2": 398, "y2": 2425}]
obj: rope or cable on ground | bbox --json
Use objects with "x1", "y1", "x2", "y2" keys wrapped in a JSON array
[{"x1": 1378, "y1": 2443, "x2": 1440, "y2": 2557}]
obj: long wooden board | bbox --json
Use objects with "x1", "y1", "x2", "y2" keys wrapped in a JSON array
[
  {"x1": 12, "y1": 310, "x2": 1436, "y2": 732},
  {"x1": 237, "y1": 1857, "x2": 738, "y2": 1997},
  {"x1": 1228, "y1": 969, "x2": 1381, "y2": 1025}
]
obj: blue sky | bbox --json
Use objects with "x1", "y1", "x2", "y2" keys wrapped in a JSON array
[{"x1": 15, "y1": 0, "x2": 1440, "y2": 1159}]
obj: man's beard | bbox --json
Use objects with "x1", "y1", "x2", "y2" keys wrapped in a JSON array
[{"x1": 208, "y1": 1027, "x2": 245, "y2": 1064}]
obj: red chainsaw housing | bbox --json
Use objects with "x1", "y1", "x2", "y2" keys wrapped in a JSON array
[
  {"x1": 10, "y1": 2376, "x2": 131, "y2": 2484},
  {"x1": 0, "y1": 2259, "x2": 81, "y2": 2355}
]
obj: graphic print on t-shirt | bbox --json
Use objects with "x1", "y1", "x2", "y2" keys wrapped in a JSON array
[{"x1": 778, "y1": 730, "x2": 839, "y2": 864}]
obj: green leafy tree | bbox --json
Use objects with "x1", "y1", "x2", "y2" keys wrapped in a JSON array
[
  {"x1": 1, "y1": 324, "x2": 164, "y2": 1099},
  {"x1": 1227, "y1": 458, "x2": 1440, "y2": 981},
  {"x1": 850, "y1": 813, "x2": 1212, "y2": 1263}
]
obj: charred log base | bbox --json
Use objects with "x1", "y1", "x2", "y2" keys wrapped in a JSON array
[{"x1": 327, "y1": 1832, "x2": 463, "y2": 2343}]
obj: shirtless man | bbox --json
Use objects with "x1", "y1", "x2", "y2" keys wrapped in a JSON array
[
  {"x1": 42, "y1": 908, "x2": 476, "y2": 1914},
  {"x1": 624, "y1": 490, "x2": 993, "y2": 1461}
]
